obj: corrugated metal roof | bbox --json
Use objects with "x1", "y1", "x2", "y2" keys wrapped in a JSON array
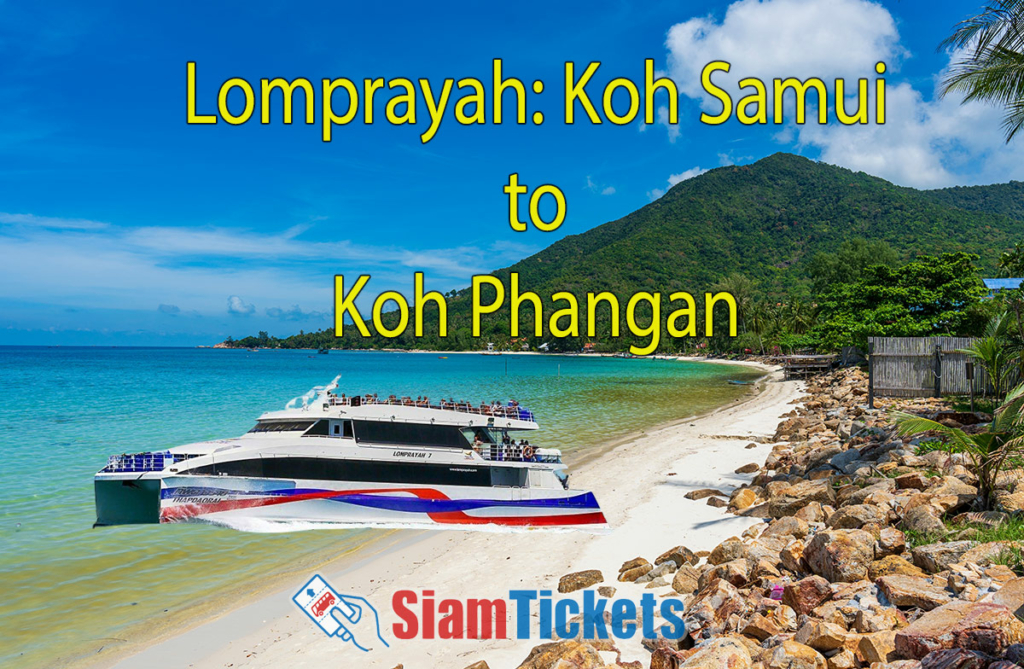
[{"x1": 983, "y1": 278, "x2": 1024, "y2": 290}]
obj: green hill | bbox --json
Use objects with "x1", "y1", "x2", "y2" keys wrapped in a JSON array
[
  {"x1": 231, "y1": 153, "x2": 1024, "y2": 352},
  {"x1": 495, "y1": 153, "x2": 1024, "y2": 299},
  {"x1": 923, "y1": 181, "x2": 1024, "y2": 221}
]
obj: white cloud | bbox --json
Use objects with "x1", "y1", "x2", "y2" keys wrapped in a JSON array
[
  {"x1": 793, "y1": 69, "x2": 1024, "y2": 188},
  {"x1": 662, "y1": 0, "x2": 1024, "y2": 188},
  {"x1": 656, "y1": 106, "x2": 681, "y2": 143},
  {"x1": 0, "y1": 212, "x2": 109, "y2": 230},
  {"x1": 0, "y1": 216, "x2": 543, "y2": 326},
  {"x1": 227, "y1": 296, "x2": 255, "y2": 316},
  {"x1": 649, "y1": 166, "x2": 709, "y2": 200},
  {"x1": 665, "y1": 0, "x2": 905, "y2": 112},
  {"x1": 266, "y1": 305, "x2": 325, "y2": 321},
  {"x1": 585, "y1": 175, "x2": 617, "y2": 196},
  {"x1": 668, "y1": 167, "x2": 708, "y2": 186}
]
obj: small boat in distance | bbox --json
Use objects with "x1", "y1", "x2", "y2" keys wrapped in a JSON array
[{"x1": 94, "y1": 378, "x2": 606, "y2": 530}]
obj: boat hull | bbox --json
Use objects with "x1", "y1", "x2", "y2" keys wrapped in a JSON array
[
  {"x1": 94, "y1": 478, "x2": 162, "y2": 526},
  {"x1": 157, "y1": 476, "x2": 606, "y2": 528}
]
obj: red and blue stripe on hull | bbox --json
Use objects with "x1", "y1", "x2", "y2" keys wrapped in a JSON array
[{"x1": 159, "y1": 485, "x2": 607, "y2": 527}]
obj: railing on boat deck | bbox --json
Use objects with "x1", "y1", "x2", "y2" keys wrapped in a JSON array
[
  {"x1": 327, "y1": 396, "x2": 535, "y2": 422},
  {"x1": 103, "y1": 451, "x2": 175, "y2": 472},
  {"x1": 102, "y1": 452, "x2": 201, "y2": 473},
  {"x1": 478, "y1": 445, "x2": 561, "y2": 463}
]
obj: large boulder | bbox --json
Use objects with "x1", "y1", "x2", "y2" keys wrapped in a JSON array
[
  {"x1": 858, "y1": 630, "x2": 898, "y2": 664},
  {"x1": 876, "y1": 574, "x2": 953, "y2": 610},
  {"x1": 870, "y1": 556, "x2": 927, "y2": 580},
  {"x1": 827, "y1": 504, "x2": 888, "y2": 529},
  {"x1": 982, "y1": 576, "x2": 1024, "y2": 618},
  {"x1": 698, "y1": 558, "x2": 750, "y2": 589},
  {"x1": 804, "y1": 529, "x2": 876, "y2": 582},
  {"x1": 783, "y1": 575, "x2": 833, "y2": 616},
  {"x1": 655, "y1": 545, "x2": 698, "y2": 568},
  {"x1": 709, "y1": 537, "x2": 747, "y2": 565},
  {"x1": 960, "y1": 541, "x2": 1016, "y2": 567},
  {"x1": 878, "y1": 527, "x2": 907, "y2": 557},
  {"x1": 618, "y1": 557, "x2": 653, "y2": 582},
  {"x1": 838, "y1": 479, "x2": 895, "y2": 507},
  {"x1": 918, "y1": 649, "x2": 987, "y2": 669},
  {"x1": 769, "y1": 480, "x2": 837, "y2": 518},
  {"x1": 930, "y1": 477, "x2": 979, "y2": 505},
  {"x1": 902, "y1": 505, "x2": 948, "y2": 535},
  {"x1": 764, "y1": 516, "x2": 811, "y2": 539},
  {"x1": 671, "y1": 564, "x2": 701, "y2": 595},
  {"x1": 679, "y1": 637, "x2": 753, "y2": 669},
  {"x1": 794, "y1": 620, "x2": 849, "y2": 652},
  {"x1": 516, "y1": 640, "x2": 605, "y2": 668},
  {"x1": 894, "y1": 601, "x2": 1024, "y2": 660},
  {"x1": 767, "y1": 640, "x2": 826, "y2": 669},
  {"x1": 912, "y1": 542, "x2": 976, "y2": 574},
  {"x1": 558, "y1": 570, "x2": 603, "y2": 593}
]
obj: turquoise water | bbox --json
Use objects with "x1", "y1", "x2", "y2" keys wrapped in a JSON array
[{"x1": 0, "y1": 347, "x2": 761, "y2": 667}]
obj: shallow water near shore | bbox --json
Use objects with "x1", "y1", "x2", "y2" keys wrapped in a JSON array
[{"x1": 0, "y1": 347, "x2": 761, "y2": 668}]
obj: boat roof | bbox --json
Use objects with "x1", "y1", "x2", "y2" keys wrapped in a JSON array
[
  {"x1": 255, "y1": 377, "x2": 539, "y2": 430},
  {"x1": 259, "y1": 398, "x2": 539, "y2": 430}
]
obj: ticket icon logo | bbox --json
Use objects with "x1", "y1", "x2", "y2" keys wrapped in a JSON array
[{"x1": 292, "y1": 575, "x2": 389, "y2": 652}]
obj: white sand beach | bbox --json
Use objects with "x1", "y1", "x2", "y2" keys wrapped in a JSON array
[{"x1": 106, "y1": 366, "x2": 802, "y2": 669}]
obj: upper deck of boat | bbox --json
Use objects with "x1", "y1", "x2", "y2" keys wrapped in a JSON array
[{"x1": 257, "y1": 392, "x2": 540, "y2": 430}]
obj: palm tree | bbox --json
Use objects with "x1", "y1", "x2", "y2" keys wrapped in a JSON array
[
  {"x1": 894, "y1": 381, "x2": 1024, "y2": 509},
  {"x1": 939, "y1": 0, "x2": 1024, "y2": 141},
  {"x1": 712, "y1": 274, "x2": 756, "y2": 332},
  {"x1": 958, "y1": 311, "x2": 1016, "y2": 396}
]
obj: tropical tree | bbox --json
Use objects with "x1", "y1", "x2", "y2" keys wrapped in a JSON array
[
  {"x1": 940, "y1": 0, "x2": 1024, "y2": 141},
  {"x1": 808, "y1": 238, "x2": 899, "y2": 295},
  {"x1": 894, "y1": 381, "x2": 1024, "y2": 509},
  {"x1": 813, "y1": 253, "x2": 987, "y2": 350},
  {"x1": 999, "y1": 240, "x2": 1024, "y2": 277},
  {"x1": 958, "y1": 311, "x2": 1017, "y2": 396}
]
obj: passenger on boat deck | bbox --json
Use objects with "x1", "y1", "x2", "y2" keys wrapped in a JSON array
[{"x1": 472, "y1": 435, "x2": 484, "y2": 454}]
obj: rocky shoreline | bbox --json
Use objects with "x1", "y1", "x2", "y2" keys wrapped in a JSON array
[{"x1": 454, "y1": 367, "x2": 1024, "y2": 669}]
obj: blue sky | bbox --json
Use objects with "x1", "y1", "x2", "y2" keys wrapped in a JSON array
[{"x1": 2, "y1": 0, "x2": 1022, "y2": 346}]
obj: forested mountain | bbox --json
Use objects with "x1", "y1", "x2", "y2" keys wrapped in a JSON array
[
  {"x1": 924, "y1": 181, "x2": 1024, "y2": 221},
  {"x1": 228, "y1": 153, "x2": 1024, "y2": 352}
]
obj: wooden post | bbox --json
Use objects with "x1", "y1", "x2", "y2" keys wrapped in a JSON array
[
  {"x1": 867, "y1": 342, "x2": 874, "y2": 409},
  {"x1": 966, "y1": 361, "x2": 975, "y2": 413},
  {"x1": 934, "y1": 345, "x2": 942, "y2": 398}
]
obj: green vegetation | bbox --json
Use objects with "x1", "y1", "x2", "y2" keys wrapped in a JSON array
[
  {"x1": 904, "y1": 515, "x2": 1024, "y2": 550},
  {"x1": 812, "y1": 253, "x2": 988, "y2": 351},
  {"x1": 895, "y1": 381, "x2": 1024, "y2": 509},
  {"x1": 228, "y1": 153, "x2": 1024, "y2": 354}
]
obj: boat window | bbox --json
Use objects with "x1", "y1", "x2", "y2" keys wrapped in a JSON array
[
  {"x1": 353, "y1": 420, "x2": 465, "y2": 448},
  {"x1": 460, "y1": 427, "x2": 496, "y2": 444},
  {"x1": 305, "y1": 420, "x2": 330, "y2": 436},
  {"x1": 331, "y1": 420, "x2": 354, "y2": 438},
  {"x1": 184, "y1": 457, "x2": 493, "y2": 486},
  {"x1": 248, "y1": 420, "x2": 316, "y2": 433},
  {"x1": 490, "y1": 467, "x2": 528, "y2": 487}
]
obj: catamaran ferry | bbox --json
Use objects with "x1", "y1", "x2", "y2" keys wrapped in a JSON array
[{"x1": 94, "y1": 378, "x2": 606, "y2": 529}]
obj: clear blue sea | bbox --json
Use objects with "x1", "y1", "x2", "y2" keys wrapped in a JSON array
[{"x1": 0, "y1": 347, "x2": 761, "y2": 668}]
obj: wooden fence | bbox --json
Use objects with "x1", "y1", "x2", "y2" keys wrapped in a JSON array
[{"x1": 867, "y1": 336, "x2": 990, "y2": 398}]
